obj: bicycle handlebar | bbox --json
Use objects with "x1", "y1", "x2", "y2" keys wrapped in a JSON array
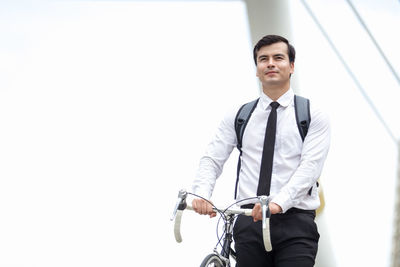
[{"x1": 171, "y1": 190, "x2": 272, "y2": 252}]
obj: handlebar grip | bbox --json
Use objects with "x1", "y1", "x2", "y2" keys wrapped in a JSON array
[
  {"x1": 262, "y1": 217, "x2": 272, "y2": 252},
  {"x1": 174, "y1": 210, "x2": 183, "y2": 243},
  {"x1": 243, "y1": 209, "x2": 253, "y2": 216}
]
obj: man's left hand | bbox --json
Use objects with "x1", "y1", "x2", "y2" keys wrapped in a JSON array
[{"x1": 251, "y1": 202, "x2": 282, "y2": 222}]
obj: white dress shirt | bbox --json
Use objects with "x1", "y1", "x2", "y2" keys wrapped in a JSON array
[{"x1": 192, "y1": 88, "x2": 330, "y2": 212}]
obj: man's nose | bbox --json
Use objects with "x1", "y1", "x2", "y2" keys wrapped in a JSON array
[{"x1": 267, "y1": 58, "x2": 275, "y2": 67}]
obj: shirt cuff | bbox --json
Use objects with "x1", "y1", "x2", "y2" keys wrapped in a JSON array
[
  {"x1": 191, "y1": 188, "x2": 212, "y2": 200},
  {"x1": 271, "y1": 191, "x2": 293, "y2": 213}
]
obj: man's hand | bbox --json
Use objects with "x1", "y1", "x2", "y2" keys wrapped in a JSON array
[
  {"x1": 192, "y1": 198, "x2": 217, "y2": 218},
  {"x1": 251, "y1": 202, "x2": 282, "y2": 222}
]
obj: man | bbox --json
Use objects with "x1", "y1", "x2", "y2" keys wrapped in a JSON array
[{"x1": 192, "y1": 35, "x2": 330, "y2": 266}]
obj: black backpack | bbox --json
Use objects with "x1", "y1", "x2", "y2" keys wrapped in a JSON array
[{"x1": 233, "y1": 95, "x2": 311, "y2": 198}]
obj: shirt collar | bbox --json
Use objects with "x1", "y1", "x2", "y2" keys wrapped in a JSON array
[{"x1": 259, "y1": 88, "x2": 294, "y2": 110}]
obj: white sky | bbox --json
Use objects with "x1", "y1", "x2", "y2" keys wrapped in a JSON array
[{"x1": 0, "y1": 1, "x2": 399, "y2": 266}]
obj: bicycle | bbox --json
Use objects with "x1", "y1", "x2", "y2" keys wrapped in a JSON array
[{"x1": 171, "y1": 189, "x2": 272, "y2": 267}]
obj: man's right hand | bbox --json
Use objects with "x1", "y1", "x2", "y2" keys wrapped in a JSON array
[{"x1": 192, "y1": 198, "x2": 217, "y2": 218}]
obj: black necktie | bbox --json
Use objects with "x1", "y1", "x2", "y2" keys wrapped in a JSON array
[{"x1": 257, "y1": 101, "x2": 280, "y2": 196}]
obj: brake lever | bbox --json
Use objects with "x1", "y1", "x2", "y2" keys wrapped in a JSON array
[
  {"x1": 259, "y1": 195, "x2": 270, "y2": 229},
  {"x1": 170, "y1": 189, "x2": 187, "y2": 221},
  {"x1": 259, "y1": 195, "x2": 272, "y2": 251}
]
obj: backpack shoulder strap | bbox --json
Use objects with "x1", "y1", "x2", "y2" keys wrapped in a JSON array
[
  {"x1": 294, "y1": 95, "x2": 317, "y2": 196},
  {"x1": 234, "y1": 98, "x2": 259, "y2": 151},
  {"x1": 234, "y1": 98, "x2": 258, "y2": 199},
  {"x1": 294, "y1": 95, "x2": 311, "y2": 141}
]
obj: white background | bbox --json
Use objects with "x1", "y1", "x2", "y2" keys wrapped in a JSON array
[{"x1": 0, "y1": 1, "x2": 398, "y2": 266}]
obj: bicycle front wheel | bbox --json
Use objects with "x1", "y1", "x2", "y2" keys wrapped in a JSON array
[{"x1": 200, "y1": 253, "x2": 225, "y2": 267}]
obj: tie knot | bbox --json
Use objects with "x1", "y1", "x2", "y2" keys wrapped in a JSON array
[{"x1": 270, "y1": 102, "x2": 280, "y2": 109}]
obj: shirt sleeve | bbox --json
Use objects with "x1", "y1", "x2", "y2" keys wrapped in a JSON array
[
  {"x1": 191, "y1": 107, "x2": 238, "y2": 199},
  {"x1": 271, "y1": 105, "x2": 331, "y2": 212}
]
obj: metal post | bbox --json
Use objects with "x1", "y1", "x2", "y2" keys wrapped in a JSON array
[
  {"x1": 243, "y1": 0, "x2": 299, "y2": 91},
  {"x1": 392, "y1": 141, "x2": 400, "y2": 267}
]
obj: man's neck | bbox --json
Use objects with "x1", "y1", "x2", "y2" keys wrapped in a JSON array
[{"x1": 262, "y1": 85, "x2": 290, "y2": 101}]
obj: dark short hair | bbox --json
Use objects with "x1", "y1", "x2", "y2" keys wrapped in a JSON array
[{"x1": 253, "y1": 35, "x2": 296, "y2": 65}]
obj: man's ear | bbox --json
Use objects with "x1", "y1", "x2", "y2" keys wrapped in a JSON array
[{"x1": 290, "y1": 62, "x2": 295, "y2": 74}]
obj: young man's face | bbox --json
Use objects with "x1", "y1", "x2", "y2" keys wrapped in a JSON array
[{"x1": 255, "y1": 42, "x2": 294, "y2": 89}]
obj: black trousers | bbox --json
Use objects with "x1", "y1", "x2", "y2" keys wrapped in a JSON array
[{"x1": 233, "y1": 208, "x2": 319, "y2": 267}]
